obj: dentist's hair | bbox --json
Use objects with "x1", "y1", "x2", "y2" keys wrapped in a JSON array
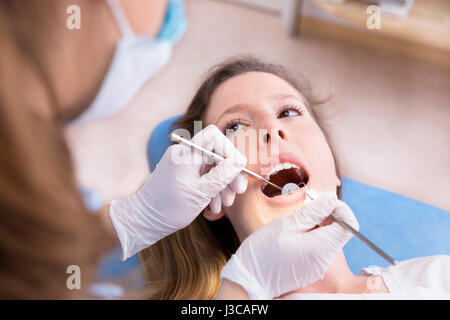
[
  {"x1": 139, "y1": 56, "x2": 341, "y2": 299},
  {"x1": 0, "y1": 5, "x2": 114, "y2": 299}
]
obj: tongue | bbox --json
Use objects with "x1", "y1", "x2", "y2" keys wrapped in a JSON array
[
  {"x1": 263, "y1": 168, "x2": 301, "y2": 197},
  {"x1": 270, "y1": 169, "x2": 296, "y2": 188}
]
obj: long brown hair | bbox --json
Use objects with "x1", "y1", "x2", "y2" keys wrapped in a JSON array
[
  {"x1": 0, "y1": 3, "x2": 113, "y2": 299},
  {"x1": 139, "y1": 56, "x2": 341, "y2": 299}
]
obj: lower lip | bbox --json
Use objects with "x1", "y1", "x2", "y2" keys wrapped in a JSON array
[{"x1": 260, "y1": 182, "x2": 309, "y2": 207}]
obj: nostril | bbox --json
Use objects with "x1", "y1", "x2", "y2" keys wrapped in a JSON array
[
  {"x1": 278, "y1": 129, "x2": 286, "y2": 140},
  {"x1": 263, "y1": 133, "x2": 270, "y2": 143}
]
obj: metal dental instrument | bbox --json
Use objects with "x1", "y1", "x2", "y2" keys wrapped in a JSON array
[
  {"x1": 171, "y1": 132, "x2": 397, "y2": 266},
  {"x1": 302, "y1": 183, "x2": 398, "y2": 266},
  {"x1": 170, "y1": 133, "x2": 283, "y2": 192}
]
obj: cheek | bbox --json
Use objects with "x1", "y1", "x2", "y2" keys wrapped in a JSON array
[
  {"x1": 224, "y1": 181, "x2": 259, "y2": 221},
  {"x1": 292, "y1": 121, "x2": 334, "y2": 163},
  {"x1": 227, "y1": 131, "x2": 262, "y2": 171},
  {"x1": 228, "y1": 131, "x2": 255, "y2": 157},
  {"x1": 289, "y1": 122, "x2": 338, "y2": 187},
  {"x1": 222, "y1": 182, "x2": 268, "y2": 239}
]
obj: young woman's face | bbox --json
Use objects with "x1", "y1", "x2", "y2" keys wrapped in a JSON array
[{"x1": 203, "y1": 72, "x2": 340, "y2": 241}]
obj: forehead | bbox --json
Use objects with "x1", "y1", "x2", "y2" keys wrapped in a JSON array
[{"x1": 205, "y1": 71, "x2": 303, "y2": 123}]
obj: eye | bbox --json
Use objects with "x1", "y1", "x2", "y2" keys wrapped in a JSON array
[
  {"x1": 223, "y1": 120, "x2": 247, "y2": 136},
  {"x1": 278, "y1": 105, "x2": 304, "y2": 119}
]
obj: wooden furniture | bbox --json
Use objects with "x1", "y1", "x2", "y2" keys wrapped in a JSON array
[
  {"x1": 311, "y1": 0, "x2": 450, "y2": 52},
  {"x1": 292, "y1": 0, "x2": 450, "y2": 65}
]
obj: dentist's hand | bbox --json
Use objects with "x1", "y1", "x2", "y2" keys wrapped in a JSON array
[
  {"x1": 220, "y1": 192, "x2": 359, "y2": 300},
  {"x1": 109, "y1": 125, "x2": 248, "y2": 261}
]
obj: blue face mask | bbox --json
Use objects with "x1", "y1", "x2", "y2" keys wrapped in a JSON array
[{"x1": 69, "y1": 0, "x2": 187, "y2": 126}]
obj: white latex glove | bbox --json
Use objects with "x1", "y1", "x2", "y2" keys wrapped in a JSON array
[
  {"x1": 109, "y1": 125, "x2": 248, "y2": 261},
  {"x1": 220, "y1": 192, "x2": 359, "y2": 300}
]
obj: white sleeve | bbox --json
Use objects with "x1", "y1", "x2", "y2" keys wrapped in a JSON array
[
  {"x1": 382, "y1": 255, "x2": 450, "y2": 294},
  {"x1": 220, "y1": 254, "x2": 266, "y2": 300}
]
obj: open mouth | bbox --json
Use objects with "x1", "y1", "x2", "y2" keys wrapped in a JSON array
[{"x1": 261, "y1": 162, "x2": 309, "y2": 198}]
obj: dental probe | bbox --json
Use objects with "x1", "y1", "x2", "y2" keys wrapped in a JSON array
[
  {"x1": 170, "y1": 133, "x2": 283, "y2": 192},
  {"x1": 303, "y1": 186, "x2": 398, "y2": 266}
]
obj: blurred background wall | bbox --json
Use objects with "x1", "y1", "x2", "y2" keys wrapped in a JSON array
[{"x1": 64, "y1": 0, "x2": 450, "y2": 211}]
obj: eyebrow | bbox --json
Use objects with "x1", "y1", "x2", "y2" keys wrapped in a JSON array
[
  {"x1": 269, "y1": 93, "x2": 303, "y2": 102},
  {"x1": 215, "y1": 93, "x2": 304, "y2": 124}
]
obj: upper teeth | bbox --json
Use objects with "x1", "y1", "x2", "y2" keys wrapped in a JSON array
[{"x1": 265, "y1": 162, "x2": 300, "y2": 180}]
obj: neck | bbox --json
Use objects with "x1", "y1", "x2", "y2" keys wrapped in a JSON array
[{"x1": 281, "y1": 251, "x2": 371, "y2": 296}]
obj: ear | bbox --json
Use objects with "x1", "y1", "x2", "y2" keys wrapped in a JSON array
[
  {"x1": 336, "y1": 175, "x2": 341, "y2": 187},
  {"x1": 203, "y1": 206, "x2": 225, "y2": 221}
]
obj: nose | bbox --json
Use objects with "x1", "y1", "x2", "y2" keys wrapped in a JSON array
[{"x1": 263, "y1": 129, "x2": 286, "y2": 144}]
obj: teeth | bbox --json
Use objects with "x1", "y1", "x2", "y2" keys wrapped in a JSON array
[{"x1": 265, "y1": 162, "x2": 301, "y2": 180}]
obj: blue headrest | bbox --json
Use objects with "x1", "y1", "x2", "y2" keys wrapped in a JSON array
[
  {"x1": 147, "y1": 115, "x2": 450, "y2": 274},
  {"x1": 340, "y1": 177, "x2": 450, "y2": 272},
  {"x1": 147, "y1": 115, "x2": 182, "y2": 172}
]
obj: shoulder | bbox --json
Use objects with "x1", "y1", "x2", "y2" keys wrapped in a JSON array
[
  {"x1": 361, "y1": 255, "x2": 450, "y2": 273},
  {"x1": 391, "y1": 255, "x2": 450, "y2": 274},
  {"x1": 386, "y1": 255, "x2": 450, "y2": 293}
]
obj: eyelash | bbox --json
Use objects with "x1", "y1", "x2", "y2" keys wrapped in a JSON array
[
  {"x1": 222, "y1": 105, "x2": 305, "y2": 135},
  {"x1": 278, "y1": 105, "x2": 304, "y2": 118},
  {"x1": 222, "y1": 118, "x2": 247, "y2": 135}
]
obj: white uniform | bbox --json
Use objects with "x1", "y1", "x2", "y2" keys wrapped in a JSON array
[{"x1": 281, "y1": 255, "x2": 450, "y2": 299}]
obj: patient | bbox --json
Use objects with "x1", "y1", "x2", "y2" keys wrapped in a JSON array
[{"x1": 139, "y1": 57, "x2": 450, "y2": 299}]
